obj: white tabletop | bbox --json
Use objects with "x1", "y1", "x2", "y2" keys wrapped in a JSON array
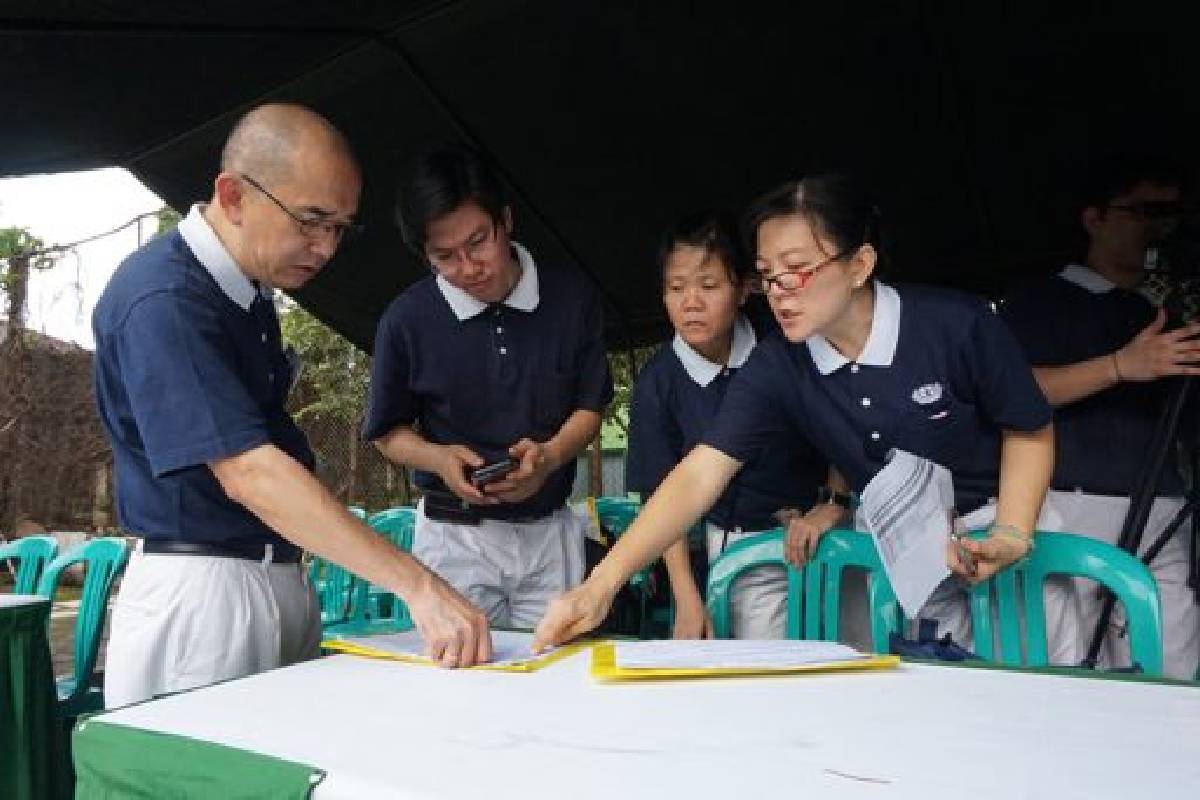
[
  {"x1": 93, "y1": 650, "x2": 1200, "y2": 799},
  {"x1": 0, "y1": 593, "x2": 46, "y2": 609}
]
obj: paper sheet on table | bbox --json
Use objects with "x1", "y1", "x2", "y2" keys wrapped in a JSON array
[
  {"x1": 859, "y1": 449, "x2": 955, "y2": 617},
  {"x1": 592, "y1": 640, "x2": 898, "y2": 681},
  {"x1": 322, "y1": 629, "x2": 580, "y2": 672}
]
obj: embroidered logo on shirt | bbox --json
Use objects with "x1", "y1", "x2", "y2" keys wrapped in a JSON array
[{"x1": 911, "y1": 382, "x2": 943, "y2": 405}]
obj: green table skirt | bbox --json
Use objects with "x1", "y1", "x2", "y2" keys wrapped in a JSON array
[{"x1": 0, "y1": 596, "x2": 64, "y2": 800}]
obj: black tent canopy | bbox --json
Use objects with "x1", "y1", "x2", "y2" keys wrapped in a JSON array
[{"x1": 3, "y1": 1, "x2": 1197, "y2": 350}]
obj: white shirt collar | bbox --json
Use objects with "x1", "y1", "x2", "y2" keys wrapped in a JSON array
[
  {"x1": 177, "y1": 203, "x2": 270, "y2": 310},
  {"x1": 1059, "y1": 263, "x2": 1117, "y2": 294},
  {"x1": 672, "y1": 313, "x2": 757, "y2": 387},
  {"x1": 436, "y1": 241, "x2": 541, "y2": 321},
  {"x1": 805, "y1": 281, "x2": 901, "y2": 375}
]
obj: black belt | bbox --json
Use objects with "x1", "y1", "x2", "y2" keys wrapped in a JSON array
[
  {"x1": 142, "y1": 539, "x2": 301, "y2": 564},
  {"x1": 421, "y1": 491, "x2": 554, "y2": 526},
  {"x1": 1050, "y1": 486, "x2": 1131, "y2": 499}
]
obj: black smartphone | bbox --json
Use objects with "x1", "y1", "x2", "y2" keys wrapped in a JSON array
[{"x1": 469, "y1": 457, "x2": 520, "y2": 488}]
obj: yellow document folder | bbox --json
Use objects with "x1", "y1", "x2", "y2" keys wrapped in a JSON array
[
  {"x1": 322, "y1": 629, "x2": 583, "y2": 673},
  {"x1": 590, "y1": 640, "x2": 900, "y2": 682}
]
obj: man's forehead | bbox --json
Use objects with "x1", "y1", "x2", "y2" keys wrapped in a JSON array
[
  {"x1": 425, "y1": 202, "x2": 493, "y2": 247},
  {"x1": 1124, "y1": 181, "x2": 1182, "y2": 201},
  {"x1": 279, "y1": 170, "x2": 360, "y2": 216}
]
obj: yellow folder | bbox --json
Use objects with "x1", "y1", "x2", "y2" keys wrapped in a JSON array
[
  {"x1": 590, "y1": 641, "x2": 900, "y2": 682},
  {"x1": 321, "y1": 637, "x2": 586, "y2": 673}
]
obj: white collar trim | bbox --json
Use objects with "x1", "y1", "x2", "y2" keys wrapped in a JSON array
[
  {"x1": 1059, "y1": 263, "x2": 1117, "y2": 294},
  {"x1": 437, "y1": 241, "x2": 540, "y2": 321},
  {"x1": 177, "y1": 203, "x2": 269, "y2": 310},
  {"x1": 805, "y1": 281, "x2": 901, "y2": 375},
  {"x1": 672, "y1": 313, "x2": 757, "y2": 387}
]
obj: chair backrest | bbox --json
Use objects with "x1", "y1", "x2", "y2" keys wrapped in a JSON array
[
  {"x1": 969, "y1": 531, "x2": 1163, "y2": 675},
  {"x1": 0, "y1": 535, "x2": 59, "y2": 593},
  {"x1": 593, "y1": 497, "x2": 641, "y2": 538},
  {"x1": 35, "y1": 536, "x2": 130, "y2": 710},
  {"x1": 367, "y1": 507, "x2": 416, "y2": 551},
  {"x1": 705, "y1": 529, "x2": 803, "y2": 639},
  {"x1": 356, "y1": 506, "x2": 419, "y2": 626},
  {"x1": 804, "y1": 529, "x2": 903, "y2": 653}
]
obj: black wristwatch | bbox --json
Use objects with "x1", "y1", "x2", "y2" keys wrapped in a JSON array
[{"x1": 816, "y1": 486, "x2": 855, "y2": 509}]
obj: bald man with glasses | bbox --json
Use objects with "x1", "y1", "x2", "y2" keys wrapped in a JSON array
[{"x1": 95, "y1": 105, "x2": 491, "y2": 708}]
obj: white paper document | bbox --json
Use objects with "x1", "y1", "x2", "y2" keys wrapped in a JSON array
[
  {"x1": 614, "y1": 639, "x2": 869, "y2": 670},
  {"x1": 859, "y1": 449, "x2": 954, "y2": 617},
  {"x1": 337, "y1": 629, "x2": 553, "y2": 666}
]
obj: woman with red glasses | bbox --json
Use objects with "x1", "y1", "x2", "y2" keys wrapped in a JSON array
[{"x1": 535, "y1": 174, "x2": 1055, "y2": 651}]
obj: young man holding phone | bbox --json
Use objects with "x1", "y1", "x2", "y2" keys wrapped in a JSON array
[{"x1": 366, "y1": 144, "x2": 612, "y2": 629}]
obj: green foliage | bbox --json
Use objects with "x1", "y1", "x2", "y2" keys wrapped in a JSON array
[
  {"x1": 604, "y1": 345, "x2": 657, "y2": 446},
  {"x1": 279, "y1": 304, "x2": 369, "y2": 423},
  {"x1": 0, "y1": 227, "x2": 57, "y2": 293},
  {"x1": 154, "y1": 206, "x2": 181, "y2": 236}
]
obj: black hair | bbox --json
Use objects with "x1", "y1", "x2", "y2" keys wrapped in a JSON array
[
  {"x1": 657, "y1": 210, "x2": 748, "y2": 284},
  {"x1": 1077, "y1": 154, "x2": 1187, "y2": 214},
  {"x1": 395, "y1": 143, "x2": 508, "y2": 252},
  {"x1": 741, "y1": 174, "x2": 884, "y2": 265}
]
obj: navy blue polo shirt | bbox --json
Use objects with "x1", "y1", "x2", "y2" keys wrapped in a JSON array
[
  {"x1": 1000, "y1": 265, "x2": 1186, "y2": 496},
  {"x1": 92, "y1": 206, "x2": 312, "y2": 555},
  {"x1": 703, "y1": 283, "x2": 1053, "y2": 513},
  {"x1": 364, "y1": 243, "x2": 613, "y2": 519},
  {"x1": 627, "y1": 314, "x2": 826, "y2": 531}
]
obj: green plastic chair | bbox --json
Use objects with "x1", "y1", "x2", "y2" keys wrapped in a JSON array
[
  {"x1": 803, "y1": 529, "x2": 902, "y2": 654},
  {"x1": 35, "y1": 536, "x2": 130, "y2": 717},
  {"x1": 322, "y1": 507, "x2": 418, "y2": 636},
  {"x1": 0, "y1": 535, "x2": 59, "y2": 593},
  {"x1": 362, "y1": 507, "x2": 417, "y2": 625},
  {"x1": 310, "y1": 556, "x2": 356, "y2": 624},
  {"x1": 969, "y1": 530, "x2": 1164, "y2": 675},
  {"x1": 706, "y1": 528, "x2": 901, "y2": 652},
  {"x1": 594, "y1": 496, "x2": 641, "y2": 541},
  {"x1": 706, "y1": 529, "x2": 800, "y2": 639},
  {"x1": 308, "y1": 506, "x2": 379, "y2": 624},
  {"x1": 368, "y1": 507, "x2": 416, "y2": 551},
  {"x1": 593, "y1": 496, "x2": 665, "y2": 636}
]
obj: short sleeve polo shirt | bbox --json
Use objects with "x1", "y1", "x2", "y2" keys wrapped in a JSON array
[
  {"x1": 1000, "y1": 265, "x2": 1185, "y2": 496},
  {"x1": 627, "y1": 314, "x2": 826, "y2": 531},
  {"x1": 703, "y1": 282, "x2": 1052, "y2": 513},
  {"x1": 91, "y1": 205, "x2": 313, "y2": 552},
  {"x1": 364, "y1": 243, "x2": 613, "y2": 519}
]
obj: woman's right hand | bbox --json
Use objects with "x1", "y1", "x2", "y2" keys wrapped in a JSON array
[{"x1": 532, "y1": 579, "x2": 617, "y2": 652}]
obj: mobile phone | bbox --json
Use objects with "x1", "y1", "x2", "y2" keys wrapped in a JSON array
[{"x1": 469, "y1": 457, "x2": 519, "y2": 488}]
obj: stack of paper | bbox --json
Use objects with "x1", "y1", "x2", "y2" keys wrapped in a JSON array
[
  {"x1": 593, "y1": 639, "x2": 899, "y2": 681},
  {"x1": 322, "y1": 629, "x2": 579, "y2": 672}
]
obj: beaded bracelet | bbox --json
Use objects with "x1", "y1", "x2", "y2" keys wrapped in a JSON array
[{"x1": 988, "y1": 523, "x2": 1033, "y2": 556}]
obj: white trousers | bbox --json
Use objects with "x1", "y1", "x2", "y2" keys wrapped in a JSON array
[
  {"x1": 413, "y1": 502, "x2": 584, "y2": 630},
  {"x1": 706, "y1": 525, "x2": 788, "y2": 639},
  {"x1": 104, "y1": 544, "x2": 321, "y2": 709}
]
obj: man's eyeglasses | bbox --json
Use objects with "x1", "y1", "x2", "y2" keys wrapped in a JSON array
[
  {"x1": 240, "y1": 173, "x2": 363, "y2": 242},
  {"x1": 751, "y1": 249, "x2": 851, "y2": 293},
  {"x1": 425, "y1": 222, "x2": 501, "y2": 272},
  {"x1": 1106, "y1": 200, "x2": 1186, "y2": 223}
]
